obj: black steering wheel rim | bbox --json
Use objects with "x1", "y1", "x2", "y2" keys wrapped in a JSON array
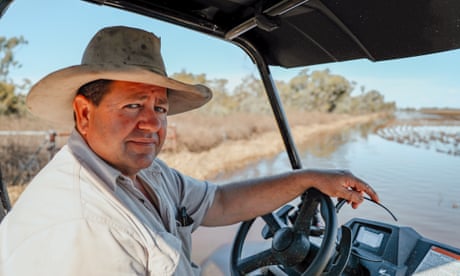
[{"x1": 230, "y1": 188, "x2": 338, "y2": 276}]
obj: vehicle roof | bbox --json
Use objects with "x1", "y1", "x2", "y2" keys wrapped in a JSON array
[{"x1": 81, "y1": 0, "x2": 460, "y2": 68}]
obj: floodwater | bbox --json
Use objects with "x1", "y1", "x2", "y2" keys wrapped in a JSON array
[{"x1": 192, "y1": 111, "x2": 460, "y2": 265}]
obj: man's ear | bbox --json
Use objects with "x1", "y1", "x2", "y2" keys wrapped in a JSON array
[{"x1": 73, "y1": 95, "x2": 91, "y2": 136}]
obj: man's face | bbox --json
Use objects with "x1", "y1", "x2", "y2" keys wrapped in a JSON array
[{"x1": 74, "y1": 80, "x2": 168, "y2": 177}]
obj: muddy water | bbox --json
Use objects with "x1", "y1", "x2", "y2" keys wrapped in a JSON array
[{"x1": 192, "y1": 111, "x2": 460, "y2": 265}]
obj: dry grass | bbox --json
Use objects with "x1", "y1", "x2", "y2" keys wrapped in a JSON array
[
  {"x1": 167, "y1": 111, "x2": 278, "y2": 152},
  {"x1": 165, "y1": 110, "x2": 353, "y2": 152}
]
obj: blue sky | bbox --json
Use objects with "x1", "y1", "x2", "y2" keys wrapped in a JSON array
[{"x1": 1, "y1": 0, "x2": 459, "y2": 109}]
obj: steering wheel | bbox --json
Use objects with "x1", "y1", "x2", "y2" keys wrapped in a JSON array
[{"x1": 230, "y1": 188, "x2": 338, "y2": 276}]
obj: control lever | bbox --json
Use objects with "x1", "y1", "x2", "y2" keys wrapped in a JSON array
[{"x1": 336, "y1": 197, "x2": 398, "y2": 222}]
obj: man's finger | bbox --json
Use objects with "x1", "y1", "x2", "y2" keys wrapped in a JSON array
[
  {"x1": 347, "y1": 176, "x2": 379, "y2": 203},
  {"x1": 361, "y1": 182, "x2": 379, "y2": 203}
]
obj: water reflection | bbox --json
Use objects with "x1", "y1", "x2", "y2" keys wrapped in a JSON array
[{"x1": 212, "y1": 112, "x2": 460, "y2": 249}]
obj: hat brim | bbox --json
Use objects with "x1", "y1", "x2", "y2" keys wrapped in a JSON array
[{"x1": 26, "y1": 64, "x2": 212, "y2": 125}]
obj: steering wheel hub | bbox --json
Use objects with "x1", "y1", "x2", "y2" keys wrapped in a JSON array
[
  {"x1": 273, "y1": 228, "x2": 294, "y2": 251},
  {"x1": 272, "y1": 228, "x2": 310, "y2": 266}
]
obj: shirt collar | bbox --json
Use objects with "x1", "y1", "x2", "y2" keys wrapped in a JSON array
[
  {"x1": 67, "y1": 129, "x2": 162, "y2": 190},
  {"x1": 67, "y1": 129, "x2": 123, "y2": 191}
]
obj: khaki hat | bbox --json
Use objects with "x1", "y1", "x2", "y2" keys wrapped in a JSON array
[{"x1": 26, "y1": 26, "x2": 212, "y2": 125}]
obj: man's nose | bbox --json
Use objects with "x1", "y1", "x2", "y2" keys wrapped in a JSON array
[{"x1": 137, "y1": 108, "x2": 163, "y2": 131}]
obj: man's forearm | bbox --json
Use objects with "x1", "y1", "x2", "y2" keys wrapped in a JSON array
[
  {"x1": 202, "y1": 171, "x2": 306, "y2": 226},
  {"x1": 202, "y1": 169, "x2": 379, "y2": 227}
]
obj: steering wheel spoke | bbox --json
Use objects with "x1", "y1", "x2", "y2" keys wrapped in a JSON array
[
  {"x1": 261, "y1": 213, "x2": 286, "y2": 237},
  {"x1": 294, "y1": 189, "x2": 322, "y2": 233},
  {"x1": 235, "y1": 248, "x2": 279, "y2": 274}
]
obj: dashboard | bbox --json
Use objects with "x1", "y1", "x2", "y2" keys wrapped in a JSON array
[{"x1": 343, "y1": 218, "x2": 460, "y2": 275}]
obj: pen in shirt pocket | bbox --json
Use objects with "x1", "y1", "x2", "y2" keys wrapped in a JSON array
[{"x1": 177, "y1": 206, "x2": 194, "y2": 226}]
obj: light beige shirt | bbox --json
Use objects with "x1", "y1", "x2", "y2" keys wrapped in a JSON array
[{"x1": 0, "y1": 130, "x2": 217, "y2": 275}]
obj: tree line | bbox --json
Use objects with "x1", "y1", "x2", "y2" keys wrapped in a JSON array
[
  {"x1": 1, "y1": 35, "x2": 395, "y2": 117},
  {"x1": 171, "y1": 69, "x2": 395, "y2": 115}
]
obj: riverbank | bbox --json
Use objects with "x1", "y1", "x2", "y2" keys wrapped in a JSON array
[{"x1": 159, "y1": 112, "x2": 387, "y2": 181}]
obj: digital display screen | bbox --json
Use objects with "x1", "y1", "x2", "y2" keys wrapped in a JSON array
[{"x1": 356, "y1": 226, "x2": 384, "y2": 248}]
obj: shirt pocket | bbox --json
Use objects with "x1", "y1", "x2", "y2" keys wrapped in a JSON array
[{"x1": 147, "y1": 231, "x2": 181, "y2": 275}]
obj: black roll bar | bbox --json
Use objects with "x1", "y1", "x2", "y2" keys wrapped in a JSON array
[{"x1": 234, "y1": 38, "x2": 303, "y2": 170}]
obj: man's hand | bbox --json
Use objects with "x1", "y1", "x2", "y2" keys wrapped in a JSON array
[{"x1": 312, "y1": 169, "x2": 379, "y2": 209}]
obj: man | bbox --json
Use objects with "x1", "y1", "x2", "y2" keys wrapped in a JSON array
[{"x1": 0, "y1": 26, "x2": 378, "y2": 275}]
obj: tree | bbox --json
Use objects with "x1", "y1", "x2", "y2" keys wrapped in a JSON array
[
  {"x1": 284, "y1": 68, "x2": 311, "y2": 109},
  {"x1": 351, "y1": 89, "x2": 396, "y2": 113},
  {"x1": 307, "y1": 69, "x2": 353, "y2": 112},
  {"x1": 283, "y1": 69, "x2": 354, "y2": 112},
  {"x1": 0, "y1": 36, "x2": 29, "y2": 116},
  {"x1": 171, "y1": 69, "x2": 233, "y2": 115},
  {"x1": 232, "y1": 74, "x2": 271, "y2": 114},
  {"x1": 170, "y1": 67, "x2": 395, "y2": 115}
]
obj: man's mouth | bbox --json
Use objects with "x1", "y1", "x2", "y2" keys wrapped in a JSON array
[
  {"x1": 127, "y1": 134, "x2": 159, "y2": 147},
  {"x1": 132, "y1": 138, "x2": 157, "y2": 144}
]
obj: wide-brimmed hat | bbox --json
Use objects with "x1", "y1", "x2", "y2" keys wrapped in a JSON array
[{"x1": 26, "y1": 26, "x2": 212, "y2": 125}]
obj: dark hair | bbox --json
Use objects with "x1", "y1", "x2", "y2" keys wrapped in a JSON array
[{"x1": 76, "y1": 79, "x2": 112, "y2": 106}]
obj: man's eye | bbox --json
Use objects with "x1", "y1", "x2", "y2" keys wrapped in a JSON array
[
  {"x1": 125, "y1": 104, "x2": 141, "y2": 109},
  {"x1": 155, "y1": 106, "x2": 168, "y2": 113}
]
